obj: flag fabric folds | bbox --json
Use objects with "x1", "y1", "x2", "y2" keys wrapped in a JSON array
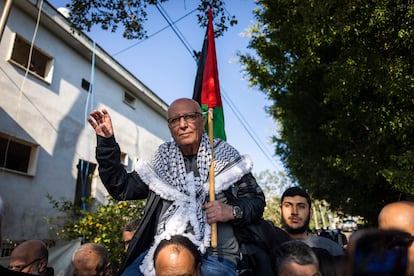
[{"x1": 192, "y1": 9, "x2": 226, "y2": 140}]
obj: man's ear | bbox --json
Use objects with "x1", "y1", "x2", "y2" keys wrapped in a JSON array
[
  {"x1": 38, "y1": 258, "x2": 47, "y2": 273},
  {"x1": 196, "y1": 262, "x2": 202, "y2": 276},
  {"x1": 104, "y1": 262, "x2": 112, "y2": 276}
]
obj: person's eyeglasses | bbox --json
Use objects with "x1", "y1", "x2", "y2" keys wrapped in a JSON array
[
  {"x1": 167, "y1": 112, "x2": 202, "y2": 126},
  {"x1": 8, "y1": 257, "x2": 42, "y2": 272}
]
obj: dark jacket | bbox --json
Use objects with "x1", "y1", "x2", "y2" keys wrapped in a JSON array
[
  {"x1": 0, "y1": 266, "x2": 33, "y2": 276},
  {"x1": 96, "y1": 135, "x2": 266, "y2": 273}
]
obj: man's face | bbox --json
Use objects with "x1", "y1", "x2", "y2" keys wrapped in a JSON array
[
  {"x1": 155, "y1": 244, "x2": 199, "y2": 276},
  {"x1": 9, "y1": 257, "x2": 43, "y2": 274},
  {"x1": 281, "y1": 196, "x2": 311, "y2": 235},
  {"x1": 168, "y1": 99, "x2": 205, "y2": 156},
  {"x1": 123, "y1": 230, "x2": 135, "y2": 252}
]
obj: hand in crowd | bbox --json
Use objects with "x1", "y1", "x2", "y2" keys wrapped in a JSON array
[
  {"x1": 203, "y1": 201, "x2": 234, "y2": 224},
  {"x1": 88, "y1": 109, "x2": 114, "y2": 138}
]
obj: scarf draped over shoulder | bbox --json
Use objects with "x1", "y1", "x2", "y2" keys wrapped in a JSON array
[{"x1": 135, "y1": 133, "x2": 252, "y2": 275}]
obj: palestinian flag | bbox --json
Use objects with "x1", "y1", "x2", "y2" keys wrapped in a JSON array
[{"x1": 192, "y1": 9, "x2": 226, "y2": 140}]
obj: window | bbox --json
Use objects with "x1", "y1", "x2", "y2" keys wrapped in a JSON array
[
  {"x1": 74, "y1": 159, "x2": 97, "y2": 210},
  {"x1": 81, "y1": 78, "x2": 91, "y2": 92},
  {"x1": 123, "y1": 91, "x2": 136, "y2": 108},
  {"x1": 8, "y1": 33, "x2": 54, "y2": 83},
  {"x1": 0, "y1": 134, "x2": 38, "y2": 175}
]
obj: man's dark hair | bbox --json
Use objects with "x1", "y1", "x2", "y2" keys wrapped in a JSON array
[
  {"x1": 275, "y1": 240, "x2": 319, "y2": 274},
  {"x1": 153, "y1": 235, "x2": 201, "y2": 269},
  {"x1": 281, "y1": 186, "x2": 311, "y2": 207},
  {"x1": 124, "y1": 218, "x2": 140, "y2": 232},
  {"x1": 73, "y1": 243, "x2": 109, "y2": 274}
]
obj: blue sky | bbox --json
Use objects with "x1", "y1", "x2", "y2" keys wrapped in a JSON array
[{"x1": 49, "y1": 0, "x2": 284, "y2": 174}]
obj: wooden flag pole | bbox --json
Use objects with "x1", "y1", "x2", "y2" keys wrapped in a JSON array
[{"x1": 207, "y1": 108, "x2": 217, "y2": 248}]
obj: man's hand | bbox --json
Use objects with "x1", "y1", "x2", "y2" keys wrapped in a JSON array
[
  {"x1": 204, "y1": 201, "x2": 234, "y2": 224},
  {"x1": 88, "y1": 109, "x2": 114, "y2": 138}
]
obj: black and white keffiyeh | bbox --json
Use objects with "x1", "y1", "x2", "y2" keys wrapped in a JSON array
[{"x1": 135, "y1": 133, "x2": 252, "y2": 275}]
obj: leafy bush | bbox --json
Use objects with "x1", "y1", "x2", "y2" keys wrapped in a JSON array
[{"x1": 47, "y1": 195, "x2": 145, "y2": 274}]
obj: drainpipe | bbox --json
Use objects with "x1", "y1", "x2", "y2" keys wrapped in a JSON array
[{"x1": 0, "y1": 0, "x2": 13, "y2": 41}]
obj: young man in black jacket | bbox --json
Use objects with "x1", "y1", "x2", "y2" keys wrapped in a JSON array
[{"x1": 88, "y1": 98, "x2": 266, "y2": 276}]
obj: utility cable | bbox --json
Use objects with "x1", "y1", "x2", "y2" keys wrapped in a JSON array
[
  {"x1": 112, "y1": 8, "x2": 197, "y2": 56},
  {"x1": 220, "y1": 89, "x2": 279, "y2": 169},
  {"x1": 154, "y1": 4, "x2": 280, "y2": 171},
  {"x1": 155, "y1": 4, "x2": 197, "y2": 60},
  {"x1": 2, "y1": 0, "x2": 44, "y2": 171}
]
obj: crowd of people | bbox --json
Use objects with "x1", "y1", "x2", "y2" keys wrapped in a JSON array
[{"x1": 1, "y1": 98, "x2": 413, "y2": 276}]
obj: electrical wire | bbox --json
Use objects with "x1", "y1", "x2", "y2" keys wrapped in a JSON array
[
  {"x1": 112, "y1": 8, "x2": 197, "y2": 57},
  {"x1": 155, "y1": 4, "x2": 197, "y2": 60},
  {"x1": 220, "y1": 89, "x2": 279, "y2": 169},
  {"x1": 2, "y1": 0, "x2": 44, "y2": 171},
  {"x1": 153, "y1": 4, "x2": 280, "y2": 171}
]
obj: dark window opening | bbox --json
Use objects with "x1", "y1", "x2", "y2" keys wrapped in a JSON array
[
  {"x1": 0, "y1": 136, "x2": 31, "y2": 173},
  {"x1": 10, "y1": 35, "x2": 52, "y2": 80},
  {"x1": 123, "y1": 92, "x2": 136, "y2": 108},
  {"x1": 74, "y1": 159, "x2": 97, "y2": 210},
  {"x1": 81, "y1": 78, "x2": 91, "y2": 92}
]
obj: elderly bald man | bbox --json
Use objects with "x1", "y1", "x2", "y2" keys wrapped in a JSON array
[
  {"x1": 378, "y1": 201, "x2": 414, "y2": 276},
  {"x1": 72, "y1": 243, "x2": 111, "y2": 276},
  {"x1": 8, "y1": 240, "x2": 48, "y2": 275}
]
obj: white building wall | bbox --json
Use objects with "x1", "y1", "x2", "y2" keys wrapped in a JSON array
[{"x1": 0, "y1": 0, "x2": 171, "y2": 240}]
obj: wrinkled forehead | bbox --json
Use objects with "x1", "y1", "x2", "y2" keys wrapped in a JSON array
[
  {"x1": 9, "y1": 255, "x2": 29, "y2": 264},
  {"x1": 168, "y1": 99, "x2": 201, "y2": 117}
]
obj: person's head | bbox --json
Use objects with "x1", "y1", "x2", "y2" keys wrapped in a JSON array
[
  {"x1": 123, "y1": 218, "x2": 140, "y2": 252},
  {"x1": 167, "y1": 98, "x2": 205, "y2": 156},
  {"x1": 378, "y1": 201, "x2": 414, "y2": 275},
  {"x1": 153, "y1": 235, "x2": 201, "y2": 276},
  {"x1": 280, "y1": 186, "x2": 312, "y2": 237},
  {"x1": 9, "y1": 240, "x2": 48, "y2": 275},
  {"x1": 72, "y1": 243, "x2": 111, "y2": 276},
  {"x1": 312, "y1": 247, "x2": 343, "y2": 276},
  {"x1": 346, "y1": 228, "x2": 413, "y2": 276},
  {"x1": 275, "y1": 240, "x2": 321, "y2": 276}
]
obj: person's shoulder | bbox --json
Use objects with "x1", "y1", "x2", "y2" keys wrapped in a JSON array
[
  {"x1": 157, "y1": 140, "x2": 175, "y2": 151},
  {"x1": 306, "y1": 233, "x2": 340, "y2": 246},
  {"x1": 0, "y1": 265, "x2": 32, "y2": 275},
  {"x1": 313, "y1": 234, "x2": 344, "y2": 255},
  {"x1": 214, "y1": 138, "x2": 241, "y2": 155}
]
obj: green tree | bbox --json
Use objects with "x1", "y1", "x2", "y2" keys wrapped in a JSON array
[
  {"x1": 255, "y1": 169, "x2": 290, "y2": 225},
  {"x1": 47, "y1": 195, "x2": 145, "y2": 274},
  {"x1": 240, "y1": 0, "x2": 414, "y2": 224},
  {"x1": 64, "y1": 0, "x2": 237, "y2": 39}
]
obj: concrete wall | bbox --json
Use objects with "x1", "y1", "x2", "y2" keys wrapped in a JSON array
[{"x1": 0, "y1": 0, "x2": 170, "y2": 240}]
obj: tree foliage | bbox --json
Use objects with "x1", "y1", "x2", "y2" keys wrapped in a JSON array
[
  {"x1": 47, "y1": 195, "x2": 145, "y2": 274},
  {"x1": 255, "y1": 170, "x2": 288, "y2": 225},
  {"x1": 255, "y1": 170, "x2": 343, "y2": 230},
  {"x1": 240, "y1": 1, "x2": 414, "y2": 224},
  {"x1": 64, "y1": 0, "x2": 237, "y2": 39}
]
